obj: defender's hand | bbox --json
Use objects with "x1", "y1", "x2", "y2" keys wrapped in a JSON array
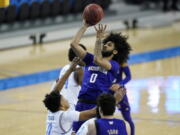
[{"x1": 70, "y1": 57, "x2": 81, "y2": 71}]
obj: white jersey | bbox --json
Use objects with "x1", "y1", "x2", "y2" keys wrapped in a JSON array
[
  {"x1": 46, "y1": 64, "x2": 82, "y2": 135},
  {"x1": 51, "y1": 64, "x2": 81, "y2": 109},
  {"x1": 46, "y1": 109, "x2": 80, "y2": 135}
]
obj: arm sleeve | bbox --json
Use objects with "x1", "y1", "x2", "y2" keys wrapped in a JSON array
[
  {"x1": 83, "y1": 53, "x2": 94, "y2": 65},
  {"x1": 119, "y1": 66, "x2": 131, "y2": 86}
]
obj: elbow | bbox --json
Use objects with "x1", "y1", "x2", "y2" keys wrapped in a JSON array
[{"x1": 128, "y1": 72, "x2": 132, "y2": 80}]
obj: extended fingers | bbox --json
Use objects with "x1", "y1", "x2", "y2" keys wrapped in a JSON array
[
  {"x1": 72, "y1": 57, "x2": 80, "y2": 64},
  {"x1": 103, "y1": 24, "x2": 107, "y2": 31},
  {"x1": 94, "y1": 25, "x2": 98, "y2": 31},
  {"x1": 95, "y1": 24, "x2": 107, "y2": 31}
]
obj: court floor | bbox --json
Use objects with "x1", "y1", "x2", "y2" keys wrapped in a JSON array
[{"x1": 0, "y1": 22, "x2": 180, "y2": 135}]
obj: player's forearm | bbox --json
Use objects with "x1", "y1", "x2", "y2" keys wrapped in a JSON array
[
  {"x1": 94, "y1": 38, "x2": 103, "y2": 61},
  {"x1": 71, "y1": 25, "x2": 87, "y2": 47},
  {"x1": 79, "y1": 108, "x2": 96, "y2": 121},
  {"x1": 71, "y1": 25, "x2": 88, "y2": 59},
  {"x1": 53, "y1": 68, "x2": 73, "y2": 92}
]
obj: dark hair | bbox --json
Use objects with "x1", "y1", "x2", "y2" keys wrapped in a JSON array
[
  {"x1": 68, "y1": 44, "x2": 86, "y2": 61},
  {"x1": 43, "y1": 91, "x2": 61, "y2": 113},
  {"x1": 103, "y1": 33, "x2": 132, "y2": 65},
  {"x1": 97, "y1": 93, "x2": 116, "y2": 116}
]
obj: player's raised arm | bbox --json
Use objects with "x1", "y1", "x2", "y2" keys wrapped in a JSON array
[
  {"x1": 93, "y1": 24, "x2": 112, "y2": 70},
  {"x1": 70, "y1": 21, "x2": 89, "y2": 59},
  {"x1": 52, "y1": 57, "x2": 80, "y2": 93}
]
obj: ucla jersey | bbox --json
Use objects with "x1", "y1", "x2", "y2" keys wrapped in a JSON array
[
  {"x1": 96, "y1": 118, "x2": 127, "y2": 135},
  {"x1": 46, "y1": 110, "x2": 80, "y2": 135},
  {"x1": 78, "y1": 53, "x2": 120, "y2": 100}
]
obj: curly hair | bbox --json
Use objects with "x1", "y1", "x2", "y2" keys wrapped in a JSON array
[
  {"x1": 43, "y1": 91, "x2": 61, "y2": 113},
  {"x1": 103, "y1": 32, "x2": 132, "y2": 65}
]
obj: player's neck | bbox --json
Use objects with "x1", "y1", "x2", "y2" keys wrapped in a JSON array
[{"x1": 101, "y1": 115, "x2": 114, "y2": 119}]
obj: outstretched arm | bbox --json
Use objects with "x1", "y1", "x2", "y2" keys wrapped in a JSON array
[
  {"x1": 94, "y1": 24, "x2": 112, "y2": 70},
  {"x1": 52, "y1": 58, "x2": 80, "y2": 93},
  {"x1": 70, "y1": 21, "x2": 89, "y2": 59},
  {"x1": 79, "y1": 108, "x2": 96, "y2": 121}
]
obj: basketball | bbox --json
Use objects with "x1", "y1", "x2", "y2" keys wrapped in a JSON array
[{"x1": 83, "y1": 4, "x2": 104, "y2": 26}]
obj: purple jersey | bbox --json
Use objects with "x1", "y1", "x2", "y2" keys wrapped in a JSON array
[
  {"x1": 95, "y1": 118, "x2": 128, "y2": 135},
  {"x1": 78, "y1": 53, "x2": 120, "y2": 100}
]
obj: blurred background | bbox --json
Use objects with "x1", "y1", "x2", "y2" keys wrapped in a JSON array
[{"x1": 0, "y1": 0, "x2": 180, "y2": 135}]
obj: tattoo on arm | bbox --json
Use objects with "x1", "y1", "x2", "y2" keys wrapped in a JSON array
[{"x1": 94, "y1": 38, "x2": 102, "y2": 58}]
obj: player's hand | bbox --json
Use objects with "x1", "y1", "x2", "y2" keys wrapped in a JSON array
[
  {"x1": 110, "y1": 83, "x2": 121, "y2": 92},
  {"x1": 71, "y1": 132, "x2": 76, "y2": 135},
  {"x1": 94, "y1": 24, "x2": 107, "y2": 38},
  {"x1": 114, "y1": 87, "x2": 126, "y2": 103},
  {"x1": 83, "y1": 19, "x2": 90, "y2": 28},
  {"x1": 70, "y1": 57, "x2": 80, "y2": 71}
]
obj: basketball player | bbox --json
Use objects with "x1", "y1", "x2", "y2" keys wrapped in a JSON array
[
  {"x1": 71, "y1": 21, "x2": 131, "y2": 132},
  {"x1": 110, "y1": 64, "x2": 135, "y2": 135},
  {"x1": 76, "y1": 93, "x2": 130, "y2": 135},
  {"x1": 50, "y1": 44, "x2": 86, "y2": 109},
  {"x1": 43, "y1": 57, "x2": 96, "y2": 135},
  {"x1": 105, "y1": 31, "x2": 134, "y2": 135}
]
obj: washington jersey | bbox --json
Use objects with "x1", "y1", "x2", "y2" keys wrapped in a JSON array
[
  {"x1": 95, "y1": 118, "x2": 128, "y2": 135},
  {"x1": 46, "y1": 110, "x2": 80, "y2": 135},
  {"x1": 78, "y1": 53, "x2": 120, "y2": 100}
]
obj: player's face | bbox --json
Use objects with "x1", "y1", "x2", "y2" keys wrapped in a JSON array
[
  {"x1": 102, "y1": 41, "x2": 116, "y2": 57},
  {"x1": 103, "y1": 41, "x2": 115, "y2": 52},
  {"x1": 60, "y1": 95, "x2": 69, "y2": 110}
]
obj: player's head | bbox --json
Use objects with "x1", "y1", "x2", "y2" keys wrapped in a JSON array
[
  {"x1": 102, "y1": 33, "x2": 132, "y2": 64},
  {"x1": 43, "y1": 91, "x2": 69, "y2": 113},
  {"x1": 97, "y1": 93, "x2": 116, "y2": 117},
  {"x1": 68, "y1": 43, "x2": 86, "y2": 60}
]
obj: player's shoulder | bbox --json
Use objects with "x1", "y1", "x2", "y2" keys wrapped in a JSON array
[{"x1": 82, "y1": 118, "x2": 96, "y2": 126}]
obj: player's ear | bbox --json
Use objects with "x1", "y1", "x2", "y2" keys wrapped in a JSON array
[
  {"x1": 113, "y1": 50, "x2": 118, "y2": 55},
  {"x1": 98, "y1": 107, "x2": 103, "y2": 115}
]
